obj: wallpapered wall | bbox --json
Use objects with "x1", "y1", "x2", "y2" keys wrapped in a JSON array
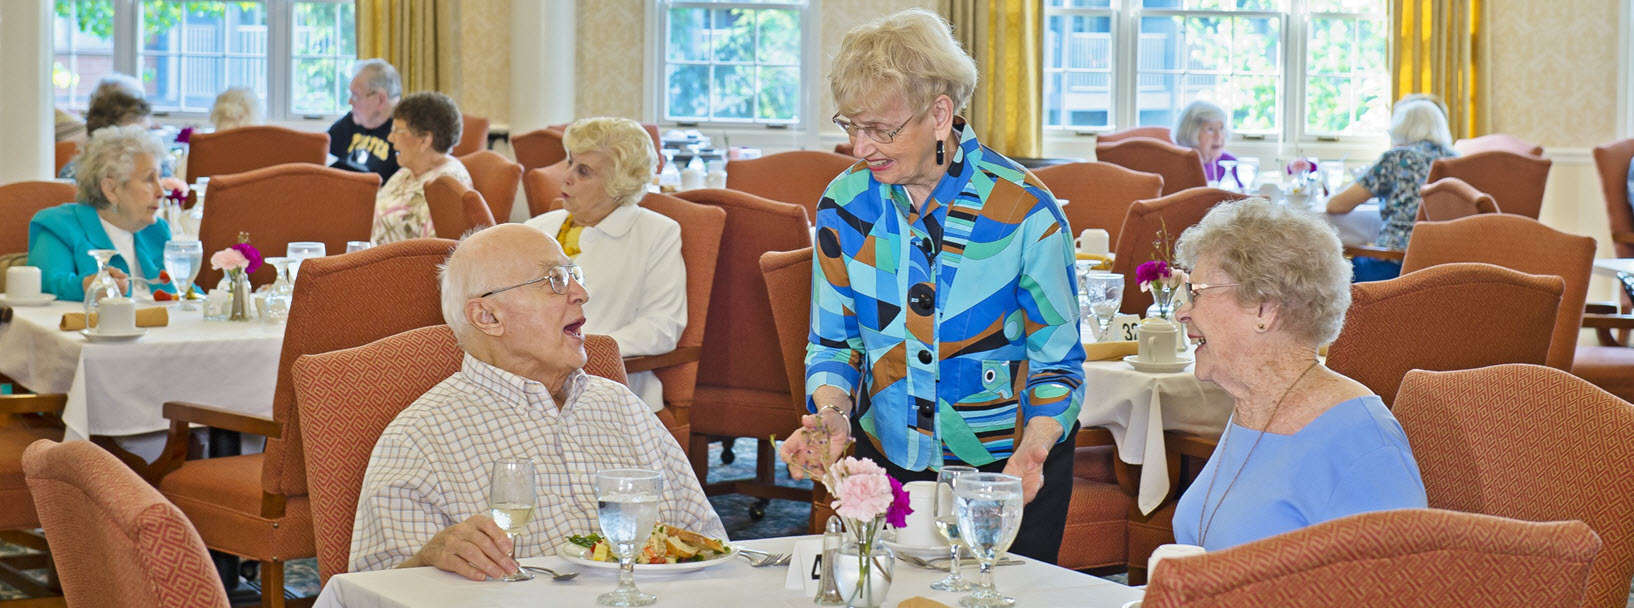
[{"x1": 454, "y1": 0, "x2": 511, "y2": 127}]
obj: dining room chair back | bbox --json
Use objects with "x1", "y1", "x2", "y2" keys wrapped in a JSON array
[
  {"x1": 1591, "y1": 138, "x2": 1634, "y2": 260},
  {"x1": 1, "y1": 180, "x2": 77, "y2": 254},
  {"x1": 1428, "y1": 150, "x2": 1553, "y2": 219},
  {"x1": 1097, "y1": 126, "x2": 1174, "y2": 144},
  {"x1": 725, "y1": 150, "x2": 860, "y2": 221},
  {"x1": 1034, "y1": 161, "x2": 1165, "y2": 244},
  {"x1": 1111, "y1": 187, "x2": 1245, "y2": 314},
  {"x1": 54, "y1": 141, "x2": 78, "y2": 176},
  {"x1": 1415, "y1": 177, "x2": 1500, "y2": 221},
  {"x1": 758, "y1": 247, "x2": 812, "y2": 412},
  {"x1": 1143, "y1": 508, "x2": 1600, "y2": 608},
  {"x1": 458, "y1": 150, "x2": 522, "y2": 223},
  {"x1": 424, "y1": 175, "x2": 496, "y2": 239},
  {"x1": 184, "y1": 126, "x2": 328, "y2": 183},
  {"x1": 520, "y1": 164, "x2": 566, "y2": 218},
  {"x1": 1401, "y1": 214, "x2": 1595, "y2": 370},
  {"x1": 1325, "y1": 262, "x2": 1562, "y2": 407},
  {"x1": 1094, "y1": 138, "x2": 1207, "y2": 195},
  {"x1": 1454, "y1": 133, "x2": 1545, "y2": 158},
  {"x1": 195, "y1": 163, "x2": 378, "y2": 287},
  {"x1": 636, "y1": 192, "x2": 727, "y2": 448},
  {"x1": 1394, "y1": 364, "x2": 1634, "y2": 608},
  {"x1": 452, "y1": 114, "x2": 490, "y2": 157},
  {"x1": 24, "y1": 439, "x2": 229, "y2": 608}
]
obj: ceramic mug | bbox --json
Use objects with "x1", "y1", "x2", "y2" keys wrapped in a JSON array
[
  {"x1": 1075, "y1": 228, "x2": 1111, "y2": 257},
  {"x1": 896, "y1": 481, "x2": 941, "y2": 548},
  {"x1": 1147, "y1": 543, "x2": 1206, "y2": 583},
  {"x1": 5, "y1": 266, "x2": 41, "y2": 299},
  {"x1": 1137, "y1": 318, "x2": 1180, "y2": 363}
]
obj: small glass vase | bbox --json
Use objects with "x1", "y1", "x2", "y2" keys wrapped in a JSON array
[
  {"x1": 836, "y1": 516, "x2": 895, "y2": 608},
  {"x1": 227, "y1": 271, "x2": 252, "y2": 321},
  {"x1": 1145, "y1": 283, "x2": 1177, "y2": 321}
]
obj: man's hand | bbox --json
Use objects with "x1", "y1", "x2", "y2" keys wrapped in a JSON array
[
  {"x1": 778, "y1": 410, "x2": 851, "y2": 480},
  {"x1": 398, "y1": 515, "x2": 517, "y2": 581},
  {"x1": 1001, "y1": 418, "x2": 1064, "y2": 504}
]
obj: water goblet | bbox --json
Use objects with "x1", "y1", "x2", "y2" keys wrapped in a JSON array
[
  {"x1": 930, "y1": 465, "x2": 979, "y2": 592},
  {"x1": 1236, "y1": 158, "x2": 1261, "y2": 192},
  {"x1": 488, "y1": 458, "x2": 538, "y2": 582},
  {"x1": 1079, "y1": 271, "x2": 1125, "y2": 342},
  {"x1": 1217, "y1": 159, "x2": 1239, "y2": 191},
  {"x1": 954, "y1": 473, "x2": 1024, "y2": 608},
  {"x1": 83, "y1": 250, "x2": 124, "y2": 327},
  {"x1": 163, "y1": 240, "x2": 204, "y2": 310},
  {"x1": 596, "y1": 468, "x2": 663, "y2": 606},
  {"x1": 285, "y1": 242, "x2": 327, "y2": 284},
  {"x1": 262, "y1": 257, "x2": 295, "y2": 322},
  {"x1": 345, "y1": 240, "x2": 374, "y2": 254}
]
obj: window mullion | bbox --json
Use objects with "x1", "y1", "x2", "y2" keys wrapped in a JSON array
[
  {"x1": 1116, "y1": 0, "x2": 1139, "y2": 130},
  {"x1": 1286, "y1": 0, "x2": 1305, "y2": 145},
  {"x1": 115, "y1": 0, "x2": 139, "y2": 85},
  {"x1": 269, "y1": 0, "x2": 291, "y2": 121}
]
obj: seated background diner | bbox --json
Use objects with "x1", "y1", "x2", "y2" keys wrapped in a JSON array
[
  {"x1": 1325, "y1": 96, "x2": 1458, "y2": 281},
  {"x1": 1173, "y1": 99, "x2": 1235, "y2": 185},
  {"x1": 28, "y1": 124, "x2": 175, "y2": 301},
  {"x1": 209, "y1": 86, "x2": 263, "y2": 132},
  {"x1": 1171, "y1": 197, "x2": 1427, "y2": 551},
  {"x1": 371, "y1": 91, "x2": 472, "y2": 244},
  {"x1": 57, "y1": 74, "x2": 176, "y2": 181},
  {"x1": 523, "y1": 117, "x2": 685, "y2": 413},
  {"x1": 329, "y1": 58, "x2": 402, "y2": 183}
]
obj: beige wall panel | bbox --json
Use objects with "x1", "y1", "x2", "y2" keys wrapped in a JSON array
[
  {"x1": 457, "y1": 0, "x2": 512, "y2": 126},
  {"x1": 576, "y1": 0, "x2": 647, "y2": 120},
  {"x1": 1486, "y1": 0, "x2": 1619, "y2": 147}
]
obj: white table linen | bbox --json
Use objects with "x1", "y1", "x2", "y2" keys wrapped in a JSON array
[
  {"x1": 312, "y1": 536, "x2": 1145, "y2": 608},
  {"x1": 1324, "y1": 203, "x2": 1384, "y2": 247},
  {"x1": 1592, "y1": 258, "x2": 1634, "y2": 277},
  {"x1": 0, "y1": 301, "x2": 283, "y2": 438}
]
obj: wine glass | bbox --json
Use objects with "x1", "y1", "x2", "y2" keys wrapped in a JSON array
[
  {"x1": 1236, "y1": 158, "x2": 1261, "y2": 192},
  {"x1": 163, "y1": 240, "x2": 204, "y2": 310},
  {"x1": 345, "y1": 240, "x2": 374, "y2": 254},
  {"x1": 1079, "y1": 271, "x2": 1125, "y2": 342},
  {"x1": 1323, "y1": 161, "x2": 1349, "y2": 196},
  {"x1": 488, "y1": 458, "x2": 537, "y2": 582},
  {"x1": 285, "y1": 242, "x2": 326, "y2": 284},
  {"x1": 262, "y1": 257, "x2": 295, "y2": 322},
  {"x1": 596, "y1": 468, "x2": 663, "y2": 607},
  {"x1": 1217, "y1": 159, "x2": 1239, "y2": 191},
  {"x1": 930, "y1": 465, "x2": 978, "y2": 592},
  {"x1": 954, "y1": 473, "x2": 1024, "y2": 608},
  {"x1": 83, "y1": 250, "x2": 124, "y2": 327}
]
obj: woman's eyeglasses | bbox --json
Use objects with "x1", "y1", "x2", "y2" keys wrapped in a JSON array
[
  {"x1": 478, "y1": 264, "x2": 584, "y2": 298},
  {"x1": 832, "y1": 107, "x2": 925, "y2": 144},
  {"x1": 1186, "y1": 281, "x2": 1240, "y2": 301}
]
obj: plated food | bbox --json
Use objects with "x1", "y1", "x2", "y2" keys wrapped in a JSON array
[{"x1": 567, "y1": 524, "x2": 729, "y2": 564}]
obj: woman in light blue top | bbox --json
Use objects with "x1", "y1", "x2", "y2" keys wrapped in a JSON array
[{"x1": 1171, "y1": 198, "x2": 1426, "y2": 552}]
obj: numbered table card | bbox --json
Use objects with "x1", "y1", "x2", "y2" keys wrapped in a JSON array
[
  {"x1": 1102, "y1": 313, "x2": 1142, "y2": 343},
  {"x1": 784, "y1": 538, "x2": 825, "y2": 593}
]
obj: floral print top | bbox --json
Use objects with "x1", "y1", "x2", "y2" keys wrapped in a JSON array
[
  {"x1": 370, "y1": 158, "x2": 471, "y2": 244},
  {"x1": 1356, "y1": 140, "x2": 1458, "y2": 250}
]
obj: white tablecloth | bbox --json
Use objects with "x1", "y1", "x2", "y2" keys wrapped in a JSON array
[
  {"x1": 1324, "y1": 203, "x2": 1384, "y2": 248},
  {"x1": 312, "y1": 536, "x2": 1145, "y2": 608},
  {"x1": 1077, "y1": 357, "x2": 1233, "y2": 515},
  {"x1": 0, "y1": 301, "x2": 283, "y2": 438}
]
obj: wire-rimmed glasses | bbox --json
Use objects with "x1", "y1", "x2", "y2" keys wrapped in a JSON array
[
  {"x1": 832, "y1": 106, "x2": 926, "y2": 144},
  {"x1": 479, "y1": 264, "x2": 583, "y2": 298}
]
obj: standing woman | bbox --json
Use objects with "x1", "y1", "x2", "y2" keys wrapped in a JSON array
[{"x1": 777, "y1": 9, "x2": 1086, "y2": 563}]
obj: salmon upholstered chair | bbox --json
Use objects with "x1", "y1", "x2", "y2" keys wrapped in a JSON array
[
  {"x1": 1097, "y1": 126, "x2": 1174, "y2": 144},
  {"x1": 1325, "y1": 263, "x2": 1562, "y2": 408},
  {"x1": 452, "y1": 114, "x2": 490, "y2": 157},
  {"x1": 1143, "y1": 509, "x2": 1601, "y2": 608},
  {"x1": 2, "y1": 180, "x2": 76, "y2": 254},
  {"x1": 293, "y1": 325, "x2": 629, "y2": 583},
  {"x1": 833, "y1": 142, "x2": 856, "y2": 157},
  {"x1": 1455, "y1": 133, "x2": 1545, "y2": 158},
  {"x1": 195, "y1": 164, "x2": 378, "y2": 288},
  {"x1": 1428, "y1": 151, "x2": 1552, "y2": 219},
  {"x1": 24, "y1": 440, "x2": 230, "y2": 608},
  {"x1": 1034, "y1": 161, "x2": 1165, "y2": 244},
  {"x1": 0, "y1": 387, "x2": 68, "y2": 600},
  {"x1": 1111, "y1": 188, "x2": 1245, "y2": 314},
  {"x1": 521, "y1": 164, "x2": 566, "y2": 217},
  {"x1": 513, "y1": 123, "x2": 663, "y2": 174},
  {"x1": 458, "y1": 150, "x2": 523, "y2": 223},
  {"x1": 1415, "y1": 177, "x2": 1501, "y2": 221},
  {"x1": 1400, "y1": 214, "x2": 1595, "y2": 370},
  {"x1": 676, "y1": 189, "x2": 812, "y2": 513},
  {"x1": 633, "y1": 193, "x2": 727, "y2": 450},
  {"x1": 726, "y1": 150, "x2": 860, "y2": 221},
  {"x1": 424, "y1": 175, "x2": 496, "y2": 239},
  {"x1": 1593, "y1": 139, "x2": 1634, "y2": 261},
  {"x1": 151, "y1": 238, "x2": 454, "y2": 608},
  {"x1": 1579, "y1": 140, "x2": 1634, "y2": 401},
  {"x1": 758, "y1": 248, "x2": 831, "y2": 530},
  {"x1": 1395, "y1": 364, "x2": 1634, "y2": 608},
  {"x1": 184, "y1": 126, "x2": 328, "y2": 182},
  {"x1": 54, "y1": 141, "x2": 78, "y2": 176},
  {"x1": 1094, "y1": 138, "x2": 1207, "y2": 195}
]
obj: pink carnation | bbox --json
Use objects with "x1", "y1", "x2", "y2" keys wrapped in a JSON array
[
  {"x1": 210, "y1": 248, "x2": 248, "y2": 272},
  {"x1": 833, "y1": 473, "x2": 894, "y2": 521},
  {"x1": 830, "y1": 456, "x2": 885, "y2": 478}
]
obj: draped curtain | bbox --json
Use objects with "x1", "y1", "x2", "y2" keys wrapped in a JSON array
[
  {"x1": 944, "y1": 0, "x2": 1043, "y2": 158},
  {"x1": 355, "y1": 0, "x2": 459, "y2": 96},
  {"x1": 1391, "y1": 0, "x2": 1489, "y2": 139}
]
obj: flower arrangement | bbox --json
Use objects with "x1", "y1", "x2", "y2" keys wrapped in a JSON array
[
  {"x1": 1135, "y1": 219, "x2": 1187, "y2": 294},
  {"x1": 209, "y1": 232, "x2": 263, "y2": 277},
  {"x1": 175, "y1": 126, "x2": 194, "y2": 144},
  {"x1": 825, "y1": 457, "x2": 913, "y2": 528},
  {"x1": 160, "y1": 177, "x2": 189, "y2": 205}
]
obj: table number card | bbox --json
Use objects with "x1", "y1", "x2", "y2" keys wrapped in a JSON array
[
  {"x1": 1106, "y1": 313, "x2": 1142, "y2": 343},
  {"x1": 784, "y1": 538, "x2": 824, "y2": 593}
]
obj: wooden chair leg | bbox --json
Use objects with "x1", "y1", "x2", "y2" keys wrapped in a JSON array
[
  {"x1": 258, "y1": 560, "x2": 284, "y2": 608},
  {"x1": 687, "y1": 434, "x2": 711, "y2": 486},
  {"x1": 754, "y1": 438, "x2": 776, "y2": 484}
]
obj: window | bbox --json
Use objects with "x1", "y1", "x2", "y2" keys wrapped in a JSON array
[
  {"x1": 659, "y1": 0, "x2": 808, "y2": 125},
  {"x1": 53, "y1": 0, "x2": 357, "y2": 120},
  {"x1": 1043, "y1": 0, "x2": 1388, "y2": 141}
]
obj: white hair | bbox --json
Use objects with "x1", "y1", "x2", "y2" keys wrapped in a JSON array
[
  {"x1": 1389, "y1": 99, "x2": 1453, "y2": 148},
  {"x1": 1173, "y1": 100, "x2": 1230, "y2": 149},
  {"x1": 353, "y1": 59, "x2": 402, "y2": 101},
  {"x1": 75, "y1": 124, "x2": 166, "y2": 210},
  {"x1": 209, "y1": 87, "x2": 263, "y2": 131},
  {"x1": 91, "y1": 73, "x2": 145, "y2": 101}
]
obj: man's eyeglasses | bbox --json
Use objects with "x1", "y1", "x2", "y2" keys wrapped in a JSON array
[
  {"x1": 832, "y1": 107, "x2": 925, "y2": 144},
  {"x1": 1186, "y1": 281, "x2": 1240, "y2": 301},
  {"x1": 478, "y1": 264, "x2": 583, "y2": 298}
]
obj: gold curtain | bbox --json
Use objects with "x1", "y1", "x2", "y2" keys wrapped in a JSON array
[
  {"x1": 944, "y1": 0, "x2": 1043, "y2": 158},
  {"x1": 355, "y1": 0, "x2": 458, "y2": 96},
  {"x1": 1391, "y1": 0, "x2": 1489, "y2": 139}
]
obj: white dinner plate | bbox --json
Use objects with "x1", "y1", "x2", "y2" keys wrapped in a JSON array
[
  {"x1": 558, "y1": 541, "x2": 737, "y2": 573},
  {"x1": 1123, "y1": 354, "x2": 1192, "y2": 374},
  {"x1": 80, "y1": 327, "x2": 147, "y2": 342},
  {"x1": 0, "y1": 293, "x2": 57, "y2": 307},
  {"x1": 882, "y1": 539, "x2": 950, "y2": 559}
]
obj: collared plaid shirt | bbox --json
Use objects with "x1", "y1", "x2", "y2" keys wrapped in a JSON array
[
  {"x1": 350, "y1": 354, "x2": 725, "y2": 573},
  {"x1": 806, "y1": 118, "x2": 1086, "y2": 472}
]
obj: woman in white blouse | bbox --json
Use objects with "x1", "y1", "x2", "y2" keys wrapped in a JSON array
[
  {"x1": 371, "y1": 92, "x2": 472, "y2": 243},
  {"x1": 524, "y1": 117, "x2": 685, "y2": 412}
]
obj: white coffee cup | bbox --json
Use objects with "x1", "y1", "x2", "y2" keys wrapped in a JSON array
[
  {"x1": 1075, "y1": 228, "x2": 1111, "y2": 256},
  {"x1": 897, "y1": 481, "x2": 941, "y2": 547},
  {"x1": 96, "y1": 297, "x2": 137, "y2": 333},
  {"x1": 1147, "y1": 543, "x2": 1205, "y2": 583},
  {"x1": 6, "y1": 266, "x2": 42, "y2": 299},
  {"x1": 1137, "y1": 318, "x2": 1180, "y2": 363}
]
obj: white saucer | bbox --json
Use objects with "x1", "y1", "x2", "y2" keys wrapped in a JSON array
[
  {"x1": 80, "y1": 327, "x2": 146, "y2": 342},
  {"x1": 1123, "y1": 354, "x2": 1192, "y2": 373},
  {"x1": 0, "y1": 293, "x2": 57, "y2": 306}
]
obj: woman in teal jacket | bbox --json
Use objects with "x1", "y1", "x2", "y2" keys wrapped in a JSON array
[{"x1": 30, "y1": 124, "x2": 174, "y2": 301}]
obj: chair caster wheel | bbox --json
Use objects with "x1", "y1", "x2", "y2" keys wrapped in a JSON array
[
  {"x1": 720, "y1": 438, "x2": 737, "y2": 464},
  {"x1": 749, "y1": 498, "x2": 769, "y2": 520}
]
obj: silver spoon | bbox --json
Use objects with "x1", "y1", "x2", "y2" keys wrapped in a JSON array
[{"x1": 520, "y1": 565, "x2": 580, "y2": 581}]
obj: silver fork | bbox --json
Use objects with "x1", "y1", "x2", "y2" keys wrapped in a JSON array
[{"x1": 737, "y1": 548, "x2": 790, "y2": 567}]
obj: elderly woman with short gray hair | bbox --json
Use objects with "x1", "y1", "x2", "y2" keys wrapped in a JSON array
[
  {"x1": 523, "y1": 117, "x2": 685, "y2": 414},
  {"x1": 1170, "y1": 197, "x2": 1425, "y2": 552},
  {"x1": 370, "y1": 91, "x2": 472, "y2": 244},
  {"x1": 1325, "y1": 97, "x2": 1458, "y2": 281},
  {"x1": 30, "y1": 124, "x2": 175, "y2": 301},
  {"x1": 1173, "y1": 100, "x2": 1235, "y2": 183}
]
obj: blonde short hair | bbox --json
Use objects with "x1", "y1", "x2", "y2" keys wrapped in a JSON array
[
  {"x1": 1173, "y1": 100, "x2": 1230, "y2": 149},
  {"x1": 1175, "y1": 197, "x2": 1352, "y2": 345},
  {"x1": 563, "y1": 117, "x2": 657, "y2": 208},
  {"x1": 209, "y1": 87, "x2": 263, "y2": 131},
  {"x1": 1389, "y1": 98, "x2": 1453, "y2": 149},
  {"x1": 75, "y1": 124, "x2": 165, "y2": 210},
  {"x1": 829, "y1": 8, "x2": 978, "y2": 117}
]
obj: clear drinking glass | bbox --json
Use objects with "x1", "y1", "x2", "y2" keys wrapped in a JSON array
[
  {"x1": 83, "y1": 250, "x2": 123, "y2": 327},
  {"x1": 1079, "y1": 271, "x2": 1125, "y2": 342},
  {"x1": 285, "y1": 242, "x2": 327, "y2": 284},
  {"x1": 1236, "y1": 158, "x2": 1262, "y2": 192},
  {"x1": 595, "y1": 468, "x2": 663, "y2": 607},
  {"x1": 488, "y1": 458, "x2": 538, "y2": 582},
  {"x1": 954, "y1": 473, "x2": 1024, "y2": 608},
  {"x1": 262, "y1": 257, "x2": 294, "y2": 322},
  {"x1": 930, "y1": 465, "x2": 978, "y2": 592},
  {"x1": 163, "y1": 240, "x2": 204, "y2": 310},
  {"x1": 345, "y1": 240, "x2": 374, "y2": 254},
  {"x1": 1217, "y1": 159, "x2": 1239, "y2": 191}
]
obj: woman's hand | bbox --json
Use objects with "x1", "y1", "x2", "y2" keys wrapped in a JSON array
[
  {"x1": 83, "y1": 266, "x2": 129, "y2": 295},
  {"x1": 1001, "y1": 417, "x2": 1063, "y2": 504},
  {"x1": 778, "y1": 409, "x2": 851, "y2": 481}
]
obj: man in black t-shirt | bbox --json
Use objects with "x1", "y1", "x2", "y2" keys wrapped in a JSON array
[{"x1": 328, "y1": 59, "x2": 401, "y2": 183}]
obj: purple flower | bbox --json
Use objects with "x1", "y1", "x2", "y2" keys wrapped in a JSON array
[
  {"x1": 230, "y1": 242, "x2": 263, "y2": 275},
  {"x1": 1135, "y1": 260, "x2": 1171, "y2": 285},
  {"x1": 884, "y1": 476, "x2": 913, "y2": 529},
  {"x1": 175, "y1": 126, "x2": 194, "y2": 144}
]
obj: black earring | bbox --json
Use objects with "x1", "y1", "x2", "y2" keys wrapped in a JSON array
[{"x1": 935, "y1": 140, "x2": 945, "y2": 165}]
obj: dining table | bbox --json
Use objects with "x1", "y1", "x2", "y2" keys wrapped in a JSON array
[
  {"x1": 1592, "y1": 258, "x2": 1634, "y2": 278},
  {"x1": 311, "y1": 535, "x2": 1146, "y2": 608}
]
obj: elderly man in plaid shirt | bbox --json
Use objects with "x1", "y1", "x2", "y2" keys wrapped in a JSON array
[{"x1": 350, "y1": 224, "x2": 723, "y2": 580}]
